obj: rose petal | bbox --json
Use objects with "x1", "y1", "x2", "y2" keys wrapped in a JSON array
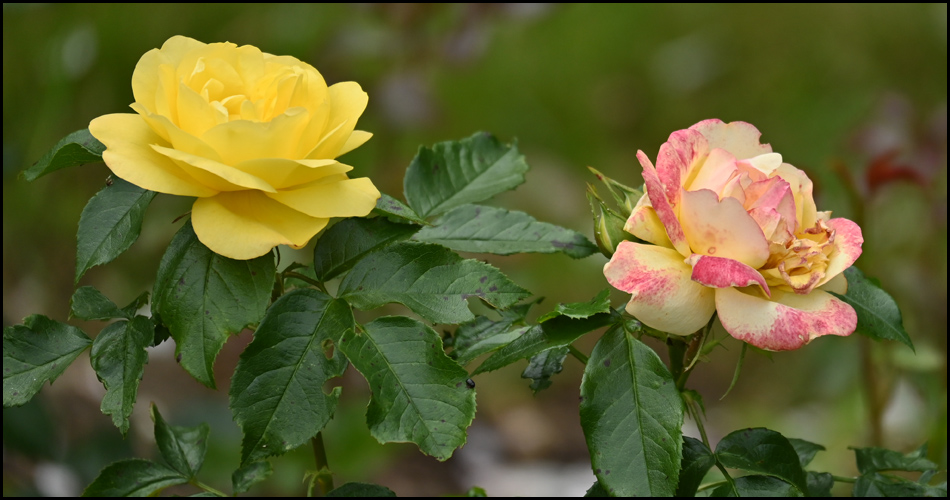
[
  {"x1": 265, "y1": 176, "x2": 380, "y2": 218},
  {"x1": 192, "y1": 191, "x2": 329, "y2": 260},
  {"x1": 201, "y1": 107, "x2": 311, "y2": 164},
  {"x1": 684, "y1": 147, "x2": 737, "y2": 193},
  {"x1": 816, "y1": 218, "x2": 864, "y2": 287},
  {"x1": 604, "y1": 242, "x2": 716, "y2": 335},
  {"x1": 638, "y1": 151, "x2": 691, "y2": 257},
  {"x1": 132, "y1": 36, "x2": 205, "y2": 115},
  {"x1": 774, "y1": 163, "x2": 818, "y2": 231},
  {"x1": 819, "y1": 271, "x2": 848, "y2": 295},
  {"x1": 624, "y1": 200, "x2": 674, "y2": 248},
  {"x1": 338, "y1": 130, "x2": 373, "y2": 157},
  {"x1": 687, "y1": 254, "x2": 770, "y2": 297},
  {"x1": 235, "y1": 158, "x2": 349, "y2": 189},
  {"x1": 89, "y1": 113, "x2": 217, "y2": 197},
  {"x1": 131, "y1": 103, "x2": 223, "y2": 162},
  {"x1": 689, "y1": 119, "x2": 773, "y2": 160},
  {"x1": 656, "y1": 128, "x2": 708, "y2": 206},
  {"x1": 151, "y1": 144, "x2": 276, "y2": 193},
  {"x1": 679, "y1": 188, "x2": 771, "y2": 268},
  {"x1": 716, "y1": 286, "x2": 856, "y2": 351},
  {"x1": 305, "y1": 82, "x2": 369, "y2": 159},
  {"x1": 738, "y1": 152, "x2": 783, "y2": 176}
]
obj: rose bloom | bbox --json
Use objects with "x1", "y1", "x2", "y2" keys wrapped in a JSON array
[
  {"x1": 604, "y1": 120, "x2": 863, "y2": 350},
  {"x1": 90, "y1": 36, "x2": 380, "y2": 260}
]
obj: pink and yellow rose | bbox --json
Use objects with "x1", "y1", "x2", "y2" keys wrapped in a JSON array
[
  {"x1": 90, "y1": 36, "x2": 380, "y2": 260},
  {"x1": 604, "y1": 120, "x2": 864, "y2": 350}
]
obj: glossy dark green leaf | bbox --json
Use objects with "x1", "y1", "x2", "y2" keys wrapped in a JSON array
[
  {"x1": 313, "y1": 217, "x2": 419, "y2": 281},
  {"x1": 339, "y1": 317, "x2": 476, "y2": 461},
  {"x1": 830, "y1": 267, "x2": 913, "y2": 350},
  {"x1": 153, "y1": 221, "x2": 275, "y2": 387},
  {"x1": 403, "y1": 132, "x2": 528, "y2": 218},
  {"x1": 473, "y1": 311, "x2": 617, "y2": 375},
  {"x1": 3, "y1": 315, "x2": 92, "y2": 407},
  {"x1": 327, "y1": 482, "x2": 397, "y2": 497},
  {"x1": 75, "y1": 178, "x2": 157, "y2": 283},
  {"x1": 232, "y1": 461, "x2": 273, "y2": 494},
  {"x1": 853, "y1": 472, "x2": 942, "y2": 497},
  {"x1": 22, "y1": 129, "x2": 105, "y2": 181},
  {"x1": 584, "y1": 481, "x2": 611, "y2": 497},
  {"x1": 521, "y1": 346, "x2": 569, "y2": 393},
  {"x1": 715, "y1": 428, "x2": 807, "y2": 494},
  {"x1": 82, "y1": 458, "x2": 188, "y2": 497},
  {"x1": 373, "y1": 193, "x2": 429, "y2": 225},
  {"x1": 413, "y1": 204, "x2": 596, "y2": 258},
  {"x1": 339, "y1": 241, "x2": 530, "y2": 325},
  {"x1": 450, "y1": 303, "x2": 532, "y2": 366},
  {"x1": 538, "y1": 289, "x2": 611, "y2": 322},
  {"x1": 853, "y1": 444, "x2": 936, "y2": 474},
  {"x1": 807, "y1": 471, "x2": 834, "y2": 497},
  {"x1": 710, "y1": 475, "x2": 803, "y2": 497},
  {"x1": 580, "y1": 324, "x2": 683, "y2": 497},
  {"x1": 151, "y1": 404, "x2": 209, "y2": 479},
  {"x1": 230, "y1": 289, "x2": 351, "y2": 465},
  {"x1": 677, "y1": 436, "x2": 717, "y2": 497},
  {"x1": 90, "y1": 317, "x2": 152, "y2": 435},
  {"x1": 70, "y1": 286, "x2": 130, "y2": 321},
  {"x1": 788, "y1": 437, "x2": 825, "y2": 467}
]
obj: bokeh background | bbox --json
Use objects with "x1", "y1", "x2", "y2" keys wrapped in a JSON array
[{"x1": 3, "y1": 4, "x2": 946, "y2": 496}]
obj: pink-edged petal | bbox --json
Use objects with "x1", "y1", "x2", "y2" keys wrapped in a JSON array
[
  {"x1": 689, "y1": 119, "x2": 773, "y2": 160},
  {"x1": 624, "y1": 201, "x2": 674, "y2": 249},
  {"x1": 604, "y1": 242, "x2": 716, "y2": 335},
  {"x1": 684, "y1": 147, "x2": 737, "y2": 193},
  {"x1": 817, "y1": 218, "x2": 864, "y2": 287},
  {"x1": 716, "y1": 287, "x2": 856, "y2": 351},
  {"x1": 687, "y1": 254, "x2": 770, "y2": 296},
  {"x1": 151, "y1": 144, "x2": 276, "y2": 193},
  {"x1": 655, "y1": 128, "x2": 708, "y2": 205},
  {"x1": 192, "y1": 190, "x2": 329, "y2": 260},
  {"x1": 737, "y1": 152, "x2": 783, "y2": 176},
  {"x1": 638, "y1": 151, "x2": 691, "y2": 257},
  {"x1": 774, "y1": 163, "x2": 817, "y2": 231},
  {"x1": 89, "y1": 113, "x2": 217, "y2": 197},
  {"x1": 679, "y1": 188, "x2": 770, "y2": 268}
]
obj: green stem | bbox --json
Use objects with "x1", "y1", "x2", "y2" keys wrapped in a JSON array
[
  {"x1": 831, "y1": 475, "x2": 857, "y2": 484},
  {"x1": 568, "y1": 344, "x2": 589, "y2": 365},
  {"x1": 284, "y1": 271, "x2": 329, "y2": 294},
  {"x1": 311, "y1": 432, "x2": 334, "y2": 495},
  {"x1": 190, "y1": 479, "x2": 228, "y2": 498},
  {"x1": 696, "y1": 479, "x2": 728, "y2": 492},
  {"x1": 687, "y1": 400, "x2": 738, "y2": 496}
]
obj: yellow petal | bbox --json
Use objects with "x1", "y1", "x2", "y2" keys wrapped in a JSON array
[
  {"x1": 131, "y1": 103, "x2": 222, "y2": 161},
  {"x1": 192, "y1": 191, "x2": 329, "y2": 260},
  {"x1": 679, "y1": 188, "x2": 770, "y2": 268},
  {"x1": 201, "y1": 107, "x2": 311, "y2": 164},
  {"x1": 89, "y1": 113, "x2": 216, "y2": 197},
  {"x1": 235, "y1": 158, "x2": 350, "y2": 189},
  {"x1": 132, "y1": 36, "x2": 205, "y2": 115},
  {"x1": 604, "y1": 242, "x2": 716, "y2": 335},
  {"x1": 151, "y1": 145, "x2": 276, "y2": 193},
  {"x1": 690, "y1": 119, "x2": 773, "y2": 161},
  {"x1": 338, "y1": 130, "x2": 373, "y2": 156},
  {"x1": 816, "y1": 218, "x2": 864, "y2": 288},
  {"x1": 266, "y1": 177, "x2": 381, "y2": 218},
  {"x1": 716, "y1": 286, "x2": 856, "y2": 351},
  {"x1": 306, "y1": 82, "x2": 368, "y2": 159},
  {"x1": 624, "y1": 199, "x2": 673, "y2": 248}
]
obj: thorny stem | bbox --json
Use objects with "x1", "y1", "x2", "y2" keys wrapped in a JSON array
[
  {"x1": 311, "y1": 432, "x2": 334, "y2": 496},
  {"x1": 568, "y1": 344, "x2": 589, "y2": 365}
]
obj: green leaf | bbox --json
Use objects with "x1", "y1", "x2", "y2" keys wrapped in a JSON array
[
  {"x1": 787, "y1": 437, "x2": 826, "y2": 468},
  {"x1": 22, "y1": 129, "x2": 105, "y2": 181},
  {"x1": 473, "y1": 311, "x2": 617, "y2": 375},
  {"x1": 75, "y1": 178, "x2": 157, "y2": 283},
  {"x1": 830, "y1": 267, "x2": 913, "y2": 350},
  {"x1": 151, "y1": 404, "x2": 209, "y2": 479},
  {"x1": 710, "y1": 475, "x2": 803, "y2": 497},
  {"x1": 327, "y1": 482, "x2": 397, "y2": 497},
  {"x1": 229, "y1": 289, "x2": 351, "y2": 465},
  {"x1": 70, "y1": 286, "x2": 130, "y2": 321},
  {"x1": 82, "y1": 458, "x2": 188, "y2": 497},
  {"x1": 339, "y1": 316, "x2": 476, "y2": 461},
  {"x1": 521, "y1": 346, "x2": 569, "y2": 393},
  {"x1": 413, "y1": 204, "x2": 596, "y2": 258},
  {"x1": 853, "y1": 472, "x2": 941, "y2": 497},
  {"x1": 450, "y1": 303, "x2": 532, "y2": 366},
  {"x1": 677, "y1": 436, "x2": 717, "y2": 497},
  {"x1": 153, "y1": 221, "x2": 275, "y2": 387},
  {"x1": 232, "y1": 461, "x2": 273, "y2": 494},
  {"x1": 465, "y1": 486, "x2": 488, "y2": 497},
  {"x1": 403, "y1": 132, "x2": 529, "y2": 218},
  {"x1": 715, "y1": 428, "x2": 808, "y2": 494},
  {"x1": 584, "y1": 481, "x2": 611, "y2": 497},
  {"x1": 3, "y1": 315, "x2": 92, "y2": 407},
  {"x1": 313, "y1": 217, "x2": 419, "y2": 281},
  {"x1": 579, "y1": 324, "x2": 683, "y2": 497},
  {"x1": 339, "y1": 241, "x2": 530, "y2": 325},
  {"x1": 807, "y1": 471, "x2": 834, "y2": 497},
  {"x1": 538, "y1": 289, "x2": 611, "y2": 322},
  {"x1": 373, "y1": 193, "x2": 429, "y2": 225},
  {"x1": 852, "y1": 444, "x2": 937, "y2": 474},
  {"x1": 90, "y1": 317, "x2": 152, "y2": 435}
]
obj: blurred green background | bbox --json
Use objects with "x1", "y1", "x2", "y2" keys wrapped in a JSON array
[{"x1": 3, "y1": 4, "x2": 946, "y2": 496}]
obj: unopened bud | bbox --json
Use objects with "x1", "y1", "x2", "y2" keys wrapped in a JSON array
[
  {"x1": 588, "y1": 167, "x2": 645, "y2": 218},
  {"x1": 588, "y1": 186, "x2": 634, "y2": 258}
]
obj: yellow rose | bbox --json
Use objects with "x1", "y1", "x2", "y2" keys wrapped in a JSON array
[{"x1": 89, "y1": 36, "x2": 380, "y2": 259}]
